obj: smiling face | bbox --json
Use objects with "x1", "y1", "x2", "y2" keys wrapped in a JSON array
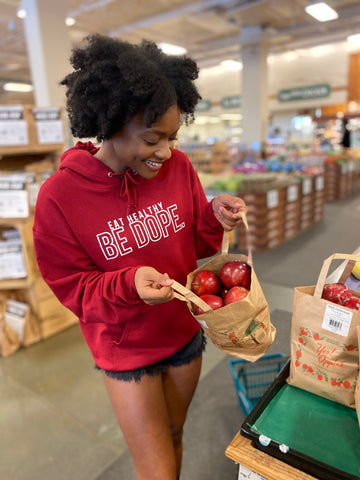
[{"x1": 95, "y1": 104, "x2": 181, "y2": 178}]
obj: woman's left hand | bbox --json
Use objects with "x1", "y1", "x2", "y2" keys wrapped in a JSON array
[{"x1": 212, "y1": 193, "x2": 247, "y2": 231}]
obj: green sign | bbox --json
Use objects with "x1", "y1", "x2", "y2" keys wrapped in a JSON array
[
  {"x1": 196, "y1": 99, "x2": 211, "y2": 112},
  {"x1": 221, "y1": 95, "x2": 242, "y2": 109},
  {"x1": 278, "y1": 84, "x2": 330, "y2": 102}
]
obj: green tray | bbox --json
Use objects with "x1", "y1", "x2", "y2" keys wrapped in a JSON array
[{"x1": 241, "y1": 362, "x2": 360, "y2": 480}]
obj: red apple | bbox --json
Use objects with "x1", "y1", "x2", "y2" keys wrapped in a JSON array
[
  {"x1": 322, "y1": 283, "x2": 352, "y2": 305},
  {"x1": 343, "y1": 296, "x2": 360, "y2": 311},
  {"x1": 219, "y1": 261, "x2": 251, "y2": 289},
  {"x1": 224, "y1": 286, "x2": 249, "y2": 305},
  {"x1": 193, "y1": 294, "x2": 223, "y2": 315},
  {"x1": 191, "y1": 270, "x2": 221, "y2": 296}
]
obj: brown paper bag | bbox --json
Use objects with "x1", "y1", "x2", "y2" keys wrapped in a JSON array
[
  {"x1": 172, "y1": 229, "x2": 275, "y2": 361},
  {"x1": 288, "y1": 253, "x2": 360, "y2": 408},
  {"x1": 356, "y1": 326, "x2": 360, "y2": 426}
]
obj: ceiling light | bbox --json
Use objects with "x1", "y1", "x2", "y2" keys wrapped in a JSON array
[
  {"x1": 305, "y1": 2, "x2": 338, "y2": 22},
  {"x1": 157, "y1": 43, "x2": 187, "y2": 55},
  {"x1": 220, "y1": 60, "x2": 242, "y2": 71},
  {"x1": 16, "y1": 8, "x2": 26, "y2": 19},
  {"x1": 3, "y1": 82, "x2": 33, "y2": 92},
  {"x1": 347, "y1": 34, "x2": 360, "y2": 45},
  {"x1": 65, "y1": 17, "x2": 76, "y2": 26}
]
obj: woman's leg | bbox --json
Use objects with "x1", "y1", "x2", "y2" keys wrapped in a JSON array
[
  {"x1": 162, "y1": 355, "x2": 202, "y2": 478},
  {"x1": 102, "y1": 355, "x2": 202, "y2": 480}
]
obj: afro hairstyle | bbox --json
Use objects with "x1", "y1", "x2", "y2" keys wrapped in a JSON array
[{"x1": 61, "y1": 34, "x2": 202, "y2": 141}]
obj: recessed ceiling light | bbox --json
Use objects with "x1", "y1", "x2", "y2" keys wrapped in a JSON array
[
  {"x1": 65, "y1": 17, "x2": 76, "y2": 26},
  {"x1": 347, "y1": 33, "x2": 360, "y2": 45},
  {"x1": 3, "y1": 82, "x2": 33, "y2": 92},
  {"x1": 305, "y1": 2, "x2": 338, "y2": 22},
  {"x1": 220, "y1": 60, "x2": 242, "y2": 71},
  {"x1": 157, "y1": 43, "x2": 187, "y2": 55},
  {"x1": 16, "y1": 8, "x2": 26, "y2": 19}
]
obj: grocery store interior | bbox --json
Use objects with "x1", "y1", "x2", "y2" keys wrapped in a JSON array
[{"x1": 1, "y1": 1, "x2": 360, "y2": 479}]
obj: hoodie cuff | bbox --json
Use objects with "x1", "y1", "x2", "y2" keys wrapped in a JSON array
[{"x1": 203, "y1": 200, "x2": 224, "y2": 231}]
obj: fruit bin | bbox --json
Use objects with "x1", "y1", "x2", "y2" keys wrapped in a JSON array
[{"x1": 227, "y1": 353, "x2": 288, "y2": 416}]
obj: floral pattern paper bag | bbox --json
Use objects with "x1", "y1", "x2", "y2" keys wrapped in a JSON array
[{"x1": 288, "y1": 253, "x2": 360, "y2": 408}]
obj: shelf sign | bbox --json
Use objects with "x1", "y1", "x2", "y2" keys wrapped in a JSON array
[
  {"x1": 221, "y1": 95, "x2": 242, "y2": 109},
  {"x1": 278, "y1": 84, "x2": 330, "y2": 102},
  {"x1": 33, "y1": 107, "x2": 64, "y2": 144},
  {"x1": 196, "y1": 99, "x2": 212, "y2": 112},
  {"x1": 0, "y1": 105, "x2": 29, "y2": 146},
  {"x1": 0, "y1": 174, "x2": 29, "y2": 218}
]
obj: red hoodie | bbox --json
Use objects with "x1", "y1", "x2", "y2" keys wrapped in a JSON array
[{"x1": 33, "y1": 141, "x2": 223, "y2": 371}]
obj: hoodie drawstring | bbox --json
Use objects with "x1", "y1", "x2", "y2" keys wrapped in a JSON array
[{"x1": 108, "y1": 169, "x2": 143, "y2": 215}]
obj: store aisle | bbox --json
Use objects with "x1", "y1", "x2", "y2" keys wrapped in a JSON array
[{"x1": 1, "y1": 191, "x2": 360, "y2": 480}]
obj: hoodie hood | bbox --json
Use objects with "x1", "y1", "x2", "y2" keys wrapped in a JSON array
[{"x1": 60, "y1": 141, "x2": 143, "y2": 214}]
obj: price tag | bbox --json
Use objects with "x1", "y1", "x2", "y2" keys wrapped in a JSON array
[
  {"x1": 33, "y1": 107, "x2": 64, "y2": 144},
  {"x1": 238, "y1": 465, "x2": 268, "y2": 479},
  {"x1": 287, "y1": 184, "x2": 298, "y2": 202},
  {"x1": 315, "y1": 175, "x2": 324, "y2": 191},
  {"x1": 0, "y1": 240, "x2": 27, "y2": 279},
  {"x1": 266, "y1": 189, "x2": 278, "y2": 209},
  {"x1": 302, "y1": 177, "x2": 312, "y2": 195},
  {"x1": 322, "y1": 303, "x2": 352, "y2": 337},
  {"x1": 0, "y1": 174, "x2": 29, "y2": 218},
  {"x1": 4, "y1": 299, "x2": 28, "y2": 342},
  {"x1": 0, "y1": 105, "x2": 29, "y2": 146}
]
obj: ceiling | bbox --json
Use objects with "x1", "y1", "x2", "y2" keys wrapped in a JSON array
[{"x1": 1, "y1": 0, "x2": 360, "y2": 105}]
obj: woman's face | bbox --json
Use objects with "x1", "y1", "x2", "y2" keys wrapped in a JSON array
[{"x1": 105, "y1": 103, "x2": 181, "y2": 178}]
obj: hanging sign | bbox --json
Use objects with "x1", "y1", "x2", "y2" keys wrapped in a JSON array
[
  {"x1": 278, "y1": 84, "x2": 330, "y2": 102},
  {"x1": 196, "y1": 99, "x2": 212, "y2": 112},
  {"x1": 221, "y1": 95, "x2": 242, "y2": 109}
]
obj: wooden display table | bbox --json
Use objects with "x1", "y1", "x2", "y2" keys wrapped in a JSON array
[{"x1": 226, "y1": 432, "x2": 316, "y2": 480}]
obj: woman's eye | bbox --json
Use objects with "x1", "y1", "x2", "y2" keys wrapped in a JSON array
[{"x1": 144, "y1": 139, "x2": 157, "y2": 146}]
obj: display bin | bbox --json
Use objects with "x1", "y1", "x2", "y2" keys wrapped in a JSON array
[
  {"x1": 240, "y1": 362, "x2": 360, "y2": 480},
  {"x1": 227, "y1": 353, "x2": 288, "y2": 416}
]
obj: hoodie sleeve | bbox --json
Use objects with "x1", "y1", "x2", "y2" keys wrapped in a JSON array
[{"x1": 33, "y1": 201, "x2": 145, "y2": 326}]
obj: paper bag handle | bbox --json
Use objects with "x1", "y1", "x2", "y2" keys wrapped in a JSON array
[
  {"x1": 221, "y1": 212, "x2": 252, "y2": 265},
  {"x1": 171, "y1": 280, "x2": 213, "y2": 312},
  {"x1": 314, "y1": 253, "x2": 360, "y2": 298}
]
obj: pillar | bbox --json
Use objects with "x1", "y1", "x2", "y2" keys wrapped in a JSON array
[
  {"x1": 240, "y1": 26, "x2": 269, "y2": 149},
  {"x1": 22, "y1": 0, "x2": 72, "y2": 108}
]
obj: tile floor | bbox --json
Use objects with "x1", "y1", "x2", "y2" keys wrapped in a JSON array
[{"x1": 1, "y1": 190, "x2": 360, "y2": 480}]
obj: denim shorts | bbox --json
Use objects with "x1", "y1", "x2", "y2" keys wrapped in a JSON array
[{"x1": 95, "y1": 328, "x2": 206, "y2": 383}]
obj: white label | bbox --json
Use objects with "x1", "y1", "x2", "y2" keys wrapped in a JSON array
[
  {"x1": 4, "y1": 312, "x2": 26, "y2": 342},
  {"x1": 287, "y1": 185, "x2": 298, "y2": 202},
  {"x1": 322, "y1": 304, "x2": 353, "y2": 337},
  {"x1": 196, "y1": 318, "x2": 208, "y2": 329},
  {"x1": 238, "y1": 464, "x2": 268, "y2": 480},
  {"x1": 302, "y1": 177, "x2": 312, "y2": 195},
  {"x1": 0, "y1": 119, "x2": 29, "y2": 146},
  {"x1": 0, "y1": 105, "x2": 29, "y2": 146},
  {"x1": 0, "y1": 240, "x2": 27, "y2": 279},
  {"x1": 36, "y1": 120, "x2": 64, "y2": 144},
  {"x1": 315, "y1": 175, "x2": 324, "y2": 191},
  {"x1": 0, "y1": 190, "x2": 29, "y2": 217},
  {"x1": 266, "y1": 189, "x2": 278, "y2": 209}
]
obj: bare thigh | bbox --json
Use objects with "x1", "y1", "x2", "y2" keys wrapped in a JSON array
[{"x1": 102, "y1": 355, "x2": 202, "y2": 480}]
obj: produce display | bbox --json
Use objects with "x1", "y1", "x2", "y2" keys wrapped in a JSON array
[
  {"x1": 190, "y1": 261, "x2": 251, "y2": 314},
  {"x1": 322, "y1": 282, "x2": 360, "y2": 310}
]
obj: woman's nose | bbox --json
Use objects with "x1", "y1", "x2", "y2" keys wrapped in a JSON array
[{"x1": 155, "y1": 141, "x2": 173, "y2": 160}]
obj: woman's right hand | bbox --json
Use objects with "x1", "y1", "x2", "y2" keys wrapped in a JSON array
[{"x1": 134, "y1": 267, "x2": 174, "y2": 305}]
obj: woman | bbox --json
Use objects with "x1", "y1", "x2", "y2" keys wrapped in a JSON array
[{"x1": 33, "y1": 34, "x2": 246, "y2": 480}]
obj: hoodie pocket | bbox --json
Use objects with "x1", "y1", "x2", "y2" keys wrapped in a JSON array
[{"x1": 111, "y1": 320, "x2": 130, "y2": 346}]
